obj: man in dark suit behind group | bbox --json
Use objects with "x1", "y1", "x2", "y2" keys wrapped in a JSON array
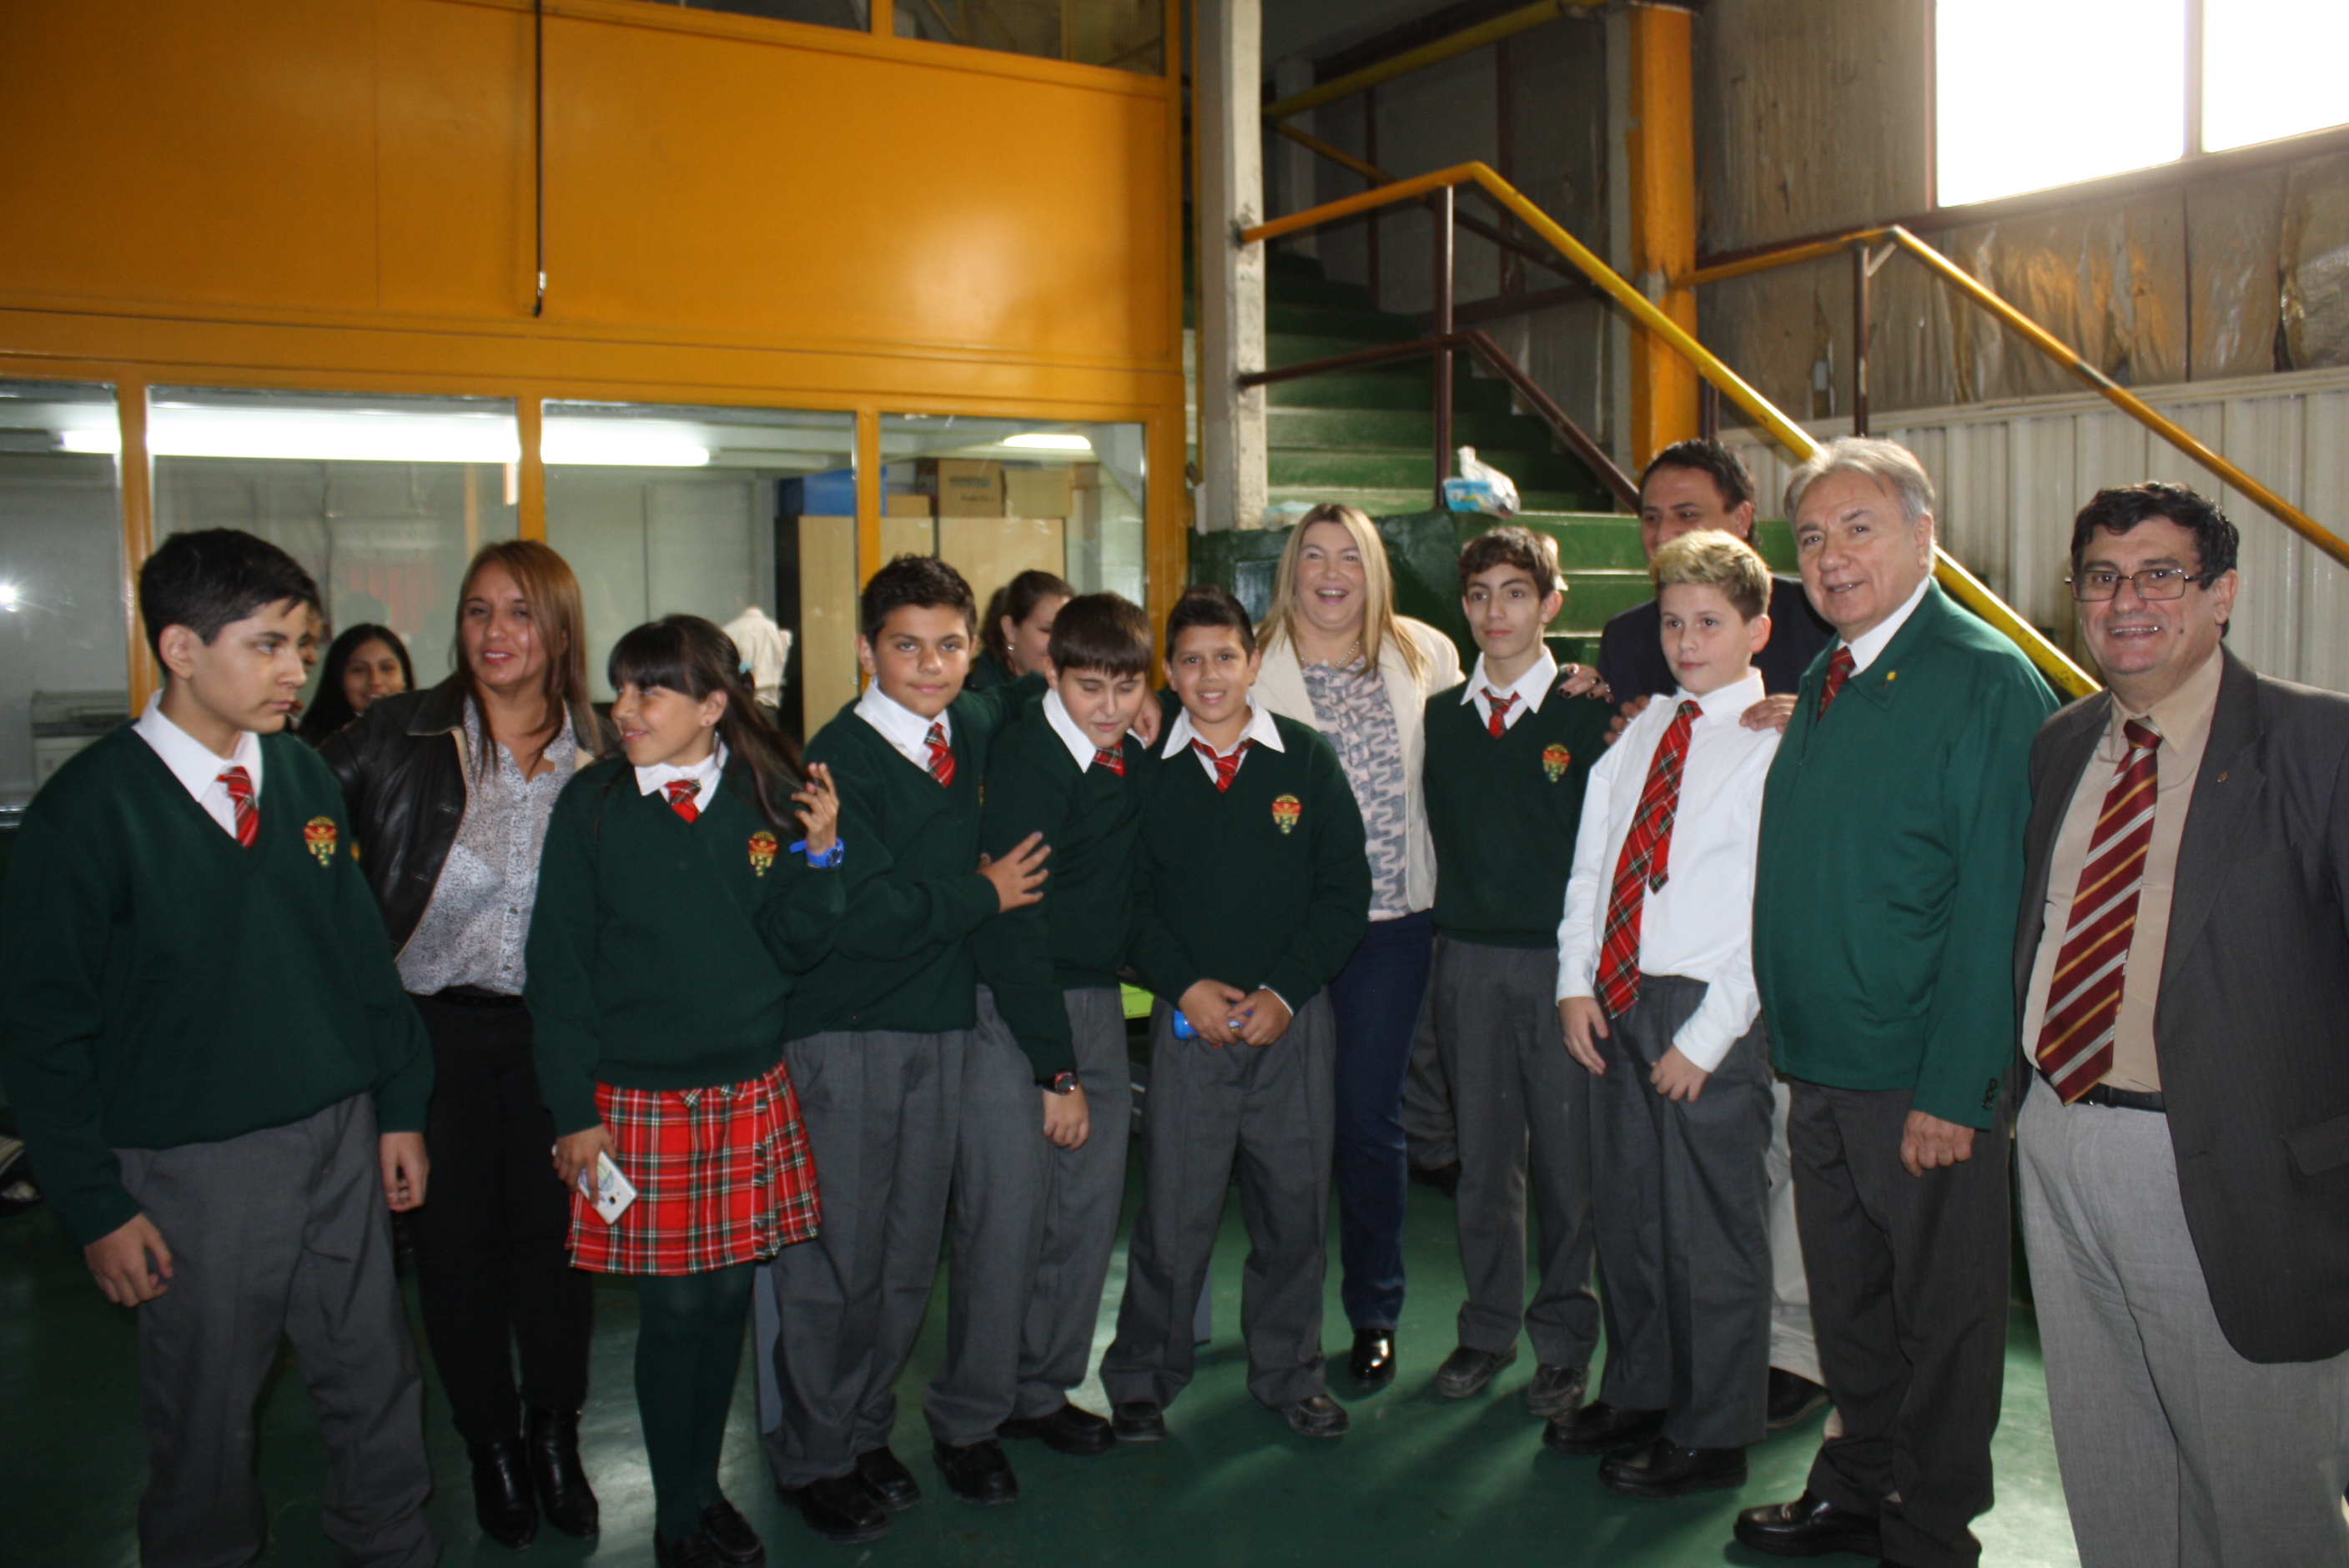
[{"x1": 2015, "y1": 482, "x2": 2349, "y2": 1567}]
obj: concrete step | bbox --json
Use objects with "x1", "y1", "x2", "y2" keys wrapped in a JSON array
[{"x1": 1267, "y1": 405, "x2": 1553, "y2": 451}]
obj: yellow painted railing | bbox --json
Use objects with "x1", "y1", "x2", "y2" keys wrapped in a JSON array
[{"x1": 1241, "y1": 163, "x2": 2100, "y2": 697}]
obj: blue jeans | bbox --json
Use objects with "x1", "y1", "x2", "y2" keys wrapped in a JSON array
[{"x1": 1327, "y1": 908, "x2": 1436, "y2": 1331}]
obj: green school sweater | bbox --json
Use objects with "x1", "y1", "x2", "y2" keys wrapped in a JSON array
[
  {"x1": 968, "y1": 696, "x2": 1152, "y2": 1080},
  {"x1": 1753, "y1": 585, "x2": 2060, "y2": 1129},
  {"x1": 1422, "y1": 683, "x2": 1616, "y2": 948},
  {"x1": 0, "y1": 726, "x2": 433, "y2": 1246},
  {"x1": 525, "y1": 756, "x2": 844, "y2": 1136},
  {"x1": 787, "y1": 675, "x2": 1043, "y2": 1036},
  {"x1": 1128, "y1": 715, "x2": 1371, "y2": 1010}
]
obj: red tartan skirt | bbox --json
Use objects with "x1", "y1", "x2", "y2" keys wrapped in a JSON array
[{"x1": 568, "y1": 1059, "x2": 821, "y2": 1275}]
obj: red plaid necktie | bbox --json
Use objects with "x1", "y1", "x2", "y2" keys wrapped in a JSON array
[
  {"x1": 219, "y1": 766, "x2": 258, "y2": 847},
  {"x1": 2035, "y1": 719, "x2": 2161, "y2": 1102},
  {"x1": 1191, "y1": 738, "x2": 1250, "y2": 792},
  {"x1": 1483, "y1": 688, "x2": 1518, "y2": 737},
  {"x1": 664, "y1": 778, "x2": 701, "y2": 823},
  {"x1": 926, "y1": 722, "x2": 955, "y2": 787},
  {"x1": 1817, "y1": 646, "x2": 1857, "y2": 720},
  {"x1": 1592, "y1": 701, "x2": 1700, "y2": 1016},
  {"x1": 1094, "y1": 747, "x2": 1125, "y2": 777}
]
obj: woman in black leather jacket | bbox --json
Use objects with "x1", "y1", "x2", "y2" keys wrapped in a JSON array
[{"x1": 322, "y1": 540, "x2": 611, "y2": 1550}]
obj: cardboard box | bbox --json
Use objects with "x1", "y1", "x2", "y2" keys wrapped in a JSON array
[
  {"x1": 1003, "y1": 465, "x2": 1074, "y2": 520},
  {"x1": 885, "y1": 492, "x2": 934, "y2": 517},
  {"x1": 940, "y1": 517, "x2": 1067, "y2": 615},
  {"x1": 921, "y1": 458, "x2": 1004, "y2": 517}
]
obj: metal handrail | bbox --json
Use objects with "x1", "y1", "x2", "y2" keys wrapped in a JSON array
[{"x1": 1240, "y1": 163, "x2": 2100, "y2": 697}]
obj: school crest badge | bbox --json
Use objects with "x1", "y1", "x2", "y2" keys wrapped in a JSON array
[
  {"x1": 1542, "y1": 743, "x2": 1572, "y2": 781},
  {"x1": 1271, "y1": 794, "x2": 1303, "y2": 835},
  {"x1": 303, "y1": 816, "x2": 337, "y2": 867},
  {"x1": 748, "y1": 831, "x2": 780, "y2": 877}
]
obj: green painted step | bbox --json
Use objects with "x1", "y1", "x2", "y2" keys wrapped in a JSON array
[
  {"x1": 1268, "y1": 405, "x2": 1561, "y2": 450},
  {"x1": 1265, "y1": 485, "x2": 1597, "y2": 516},
  {"x1": 1264, "y1": 302, "x2": 1424, "y2": 340},
  {"x1": 1271, "y1": 447, "x2": 1610, "y2": 498},
  {"x1": 1266, "y1": 372, "x2": 1518, "y2": 413}
]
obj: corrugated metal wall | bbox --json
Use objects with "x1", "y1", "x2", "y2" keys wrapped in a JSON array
[{"x1": 1725, "y1": 364, "x2": 2349, "y2": 693}]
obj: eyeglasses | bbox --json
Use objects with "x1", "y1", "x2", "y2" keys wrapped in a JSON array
[{"x1": 2066, "y1": 567, "x2": 2209, "y2": 602}]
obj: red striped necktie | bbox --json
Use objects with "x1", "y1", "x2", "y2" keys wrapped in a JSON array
[
  {"x1": 926, "y1": 722, "x2": 956, "y2": 787},
  {"x1": 1592, "y1": 701, "x2": 1701, "y2": 1017},
  {"x1": 664, "y1": 778, "x2": 702, "y2": 823},
  {"x1": 1483, "y1": 688, "x2": 1518, "y2": 737},
  {"x1": 219, "y1": 765, "x2": 259, "y2": 847},
  {"x1": 1817, "y1": 646, "x2": 1857, "y2": 720},
  {"x1": 1094, "y1": 747, "x2": 1125, "y2": 776},
  {"x1": 2035, "y1": 718, "x2": 2161, "y2": 1101},
  {"x1": 1191, "y1": 738, "x2": 1250, "y2": 792}
]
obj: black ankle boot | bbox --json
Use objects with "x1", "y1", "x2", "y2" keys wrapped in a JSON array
[
  {"x1": 468, "y1": 1437, "x2": 538, "y2": 1547},
  {"x1": 525, "y1": 1406, "x2": 600, "y2": 1538}
]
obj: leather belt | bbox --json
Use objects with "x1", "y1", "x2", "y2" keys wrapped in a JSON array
[
  {"x1": 420, "y1": 985, "x2": 527, "y2": 1012},
  {"x1": 2070, "y1": 1082, "x2": 2166, "y2": 1113}
]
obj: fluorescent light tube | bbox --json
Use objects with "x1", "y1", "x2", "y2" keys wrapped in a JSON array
[{"x1": 1001, "y1": 433, "x2": 1093, "y2": 452}]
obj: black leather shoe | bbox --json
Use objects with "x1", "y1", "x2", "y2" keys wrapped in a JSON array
[
  {"x1": 1282, "y1": 1395, "x2": 1351, "y2": 1438},
  {"x1": 1347, "y1": 1326, "x2": 1397, "y2": 1390},
  {"x1": 1542, "y1": 1400, "x2": 1666, "y2": 1456},
  {"x1": 656, "y1": 1532, "x2": 722, "y2": 1568},
  {"x1": 1732, "y1": 1492, "x2": 1883, "y2": 1558},
  {"x1": 853, "y1": 1445, "x2": 920, "y2": 1511},
  {"x1": 933, "y1": 1439, "x2": 1019, "y2": 1505},
  {"x1": 524, "y1": 1405, "x2": 600, "y2": 1538},
  {"x1": 1766, "y1": 1368, "x2": 1832, "y2": 1430},
  {"x1": 999, "y1": 1401, "x2": 1116, "y2": 1456},
  {"x1": 1408, "y1": 1160, "x2": 1461, "y2": 1199},
  {"x1": 467, "y1": 1437, "x2": 537, "y2": 1548},
  {"x1": 1598, "y1": 1438, "x2": 1748, "y2": 1499},
  {"x1": 1111, "y1": 1401, "x2": 1168, "y2": 1441},
  {"x1": 697, "y1": 1498, "x2": 764, "y2": 1565},
  {"x1": 1525, "y1": 1363, "x2": 1588, "y2": 1419},
  {"x1": 1433, "y1": 1343, "x2": 1517, "y2": 1399},
  {"x1": 778, "y1": 1474, "x2": 888, "y2": 1544}
]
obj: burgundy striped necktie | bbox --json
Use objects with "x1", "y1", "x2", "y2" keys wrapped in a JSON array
[
  {"x1": 1592, "y1": 701, "x2": 1700, "y2": 1017},
  {"x1": 1191, "y1": 738, "x2": 1250, "y2": 792},
  {"x1": 219, "y1": 766, "x2": 259, "y2": 847},
  {"x1": 2035, "y1": 719, "x2": 2161, "y2": 1101},
  {"x1": 665, "y1": 778, "x2": 702, "y2": 823},
  {"x1": 1483, "y1": 689, "x2": 1518, "y2": 737},
  {"x1": 926, "y1": 722, "x2": 956, "y2": 787},
  {"x1": 1817, "y1": 646, "x2": 1857, "y2": 720}
]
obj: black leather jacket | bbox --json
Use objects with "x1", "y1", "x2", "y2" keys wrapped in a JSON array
[{"x1": 319, "y1": 676, "x2": 608, "y2": 956}]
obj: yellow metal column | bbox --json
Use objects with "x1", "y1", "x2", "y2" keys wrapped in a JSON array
[
  {"x1": 518, "y1": 395, "x2": 546, "y2": 542},
  {"x1": 855, "y1": 408, "x2": 883, "y2": 587},
  {"x1": 1624, "y1": 2, "x2": 1698, "y2": 466},
  {"x1": 118, "y1": 378, "x2": 159, "y2": 711}
]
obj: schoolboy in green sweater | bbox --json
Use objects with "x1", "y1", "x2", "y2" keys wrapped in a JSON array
[
  {"x1": 0, "y1": 529, "x2": 436, "y2": 1568},
  {"x1": 1101, "y1": 584, "x2": 1371, "y2": 1441},
  {"x1": 757, "y1": 554, "x2": 1054, "y2": 1543},
  {"x1": 1420, "y1": 525, "x2": 1612, "y2": 1418},
  {"x1": 934, "y1": 594, "x2": 1158, "y2": 1477}
]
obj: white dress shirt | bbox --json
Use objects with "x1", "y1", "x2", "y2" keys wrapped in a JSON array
[
  {"x1": 1556, "y1": 670, "x2": 1778, "y2": 1071},
  {"x1": 1464, "y1": 647, "x2": 1559, "y2": 733},
  {"x1": 1843, "y1": 574, "x2": 1933, "y2": 675},
  {"x1": 132, "y1": 692, "x2": 264, "y2": 838},
  {"x1": 1160, "y1": 697, "x2": 1286, "y2": 782},
  {"x1": 856, "y1": 683, "x2": 950, "y2": 771},
  {"x1": 634, "y1": 737, "x2": 728, "y2": 803},
  {"x1": 1042, "y1": 689, "x2": 1114, "y2": 771}
]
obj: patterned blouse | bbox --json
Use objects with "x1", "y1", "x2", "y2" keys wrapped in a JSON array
[
  {"x1": 395, "y1": 703, "x2": 578, "y2": 997},
  {"x1": 1300, "y1": 657, "x2": 1412, "y2": 920}
]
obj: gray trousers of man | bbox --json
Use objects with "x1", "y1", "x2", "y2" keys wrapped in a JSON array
[
  {"x1": 1790, "y1": 1078, "x2": 2012, "y2": 1568},
  {"x1": 761, "y1": 1027, "x2": 965, "y2": 1488},
  {"x1": 1102, "y1": 993, "x2": 1335, "y2": 1412},
  {"x1": 115, "y1": 1093, "x2": 437, "y2": 1568},
  {"x1": 2018, "y1": 1073, "x2": 2349, "y2": 1568},
  {"x1": 1429, "y1": 937, "x2": 1599, "y2": 1367},
  {"x1": 1588, "y1": 974, "x2": 1774, "y2": 1449}
]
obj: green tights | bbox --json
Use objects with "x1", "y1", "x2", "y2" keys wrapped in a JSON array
[{"x1": 635, "y1": 1263, "x2": 756, "y2": 1545}]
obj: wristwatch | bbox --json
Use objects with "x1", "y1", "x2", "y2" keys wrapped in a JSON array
[
  {"x1": 1044, "y1": 1071, "x2": 1079, "y2": 1095},
  {"x1": 791, "y1": 837, "x2": 847, "y2": 869}
]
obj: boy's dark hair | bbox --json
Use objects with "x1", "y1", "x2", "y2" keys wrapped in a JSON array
[
  {"x1": 860, "y1": 553, "x2": 976, "y2": 642},
  {"x1": 607, "y1": 615, "x2": 805, "y2": 828},
  {"x1": 1046, "y1": 592, "x2": 1152, "y2": 678},
  {"x1": 1457, "y1": 525, "x2": 1564, "y2": 597},
  {"x1": 2070, "y1": 481, "x2": 2238, "y2": 581},
  {"x1": 1640, "y1": 439, "x2": 1756, "y2": 514},
  {"x1": 1163, "y1": 583, "x2": 1255, "y2": 661},
  {"x1": 139, "y1": 528, "x2": 320, "y2": 663},
  {"x1": 980, "y1": 569, "x2": 1076, "y2": 666}
]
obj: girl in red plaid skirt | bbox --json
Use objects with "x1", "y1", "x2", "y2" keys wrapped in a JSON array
[{"x1": 526, "y1": 617, "x2": 845, "y2": 1568}]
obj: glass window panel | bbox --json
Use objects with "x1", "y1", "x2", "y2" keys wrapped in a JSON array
[
  {"x1": 0, "y1": 380, "x2": 127, "y2": 807},
  {"x1": 1935, "y1": 0, "x2": 2186, "y2": 206},
  {"x1": 148, "y1": 387, "x2": 521, "y2": 729},
  {"x1": 542, "y1": 401, "x2": 857, "y2": 740},
  {"x1": 656, "y1": 1, "x2": 867, "y2": 31},
  {"x1": 896, "y1": 0, "x2": 1164, "y2": 75},
  {"x1": 2203, "y1": 0, "x2": 2349, "y2": 153}
]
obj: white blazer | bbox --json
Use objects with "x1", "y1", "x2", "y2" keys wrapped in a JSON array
[{"x1": 1253, "y1": 615, "x2": 1464, "y2": 915}]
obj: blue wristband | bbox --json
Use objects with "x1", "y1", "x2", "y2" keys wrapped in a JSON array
[{"x1": 790, "y1": 837, "x2": 846, "y2": 869}]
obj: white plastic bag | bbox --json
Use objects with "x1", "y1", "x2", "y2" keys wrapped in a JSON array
[{"x1": 1441, "y1": 446, "x2": 1520, "y2": 516}]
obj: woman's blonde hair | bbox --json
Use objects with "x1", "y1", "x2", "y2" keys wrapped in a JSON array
[
  {"x1": 455, "y1": 539, "x2": 594, "y2": 762},
  {"x1": 1259, "y1": 503, "x2": 1431, "y2": 685}
]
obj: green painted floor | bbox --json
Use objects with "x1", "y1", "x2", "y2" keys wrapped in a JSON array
[{"x1": 2, "y1": 1163, "x2": 2080, "y2": 1568}]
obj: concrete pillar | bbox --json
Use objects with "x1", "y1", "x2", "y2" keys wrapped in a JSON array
[{"x1": 1194, "y1": 0, "x2": 1268, "y2": 534}]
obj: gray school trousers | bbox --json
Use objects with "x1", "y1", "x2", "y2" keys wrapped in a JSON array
[
  {"x1": 925, "y1": 986, "x2": 1132, "y2": 1443},
  {"x1": 1587, "y1": 972, "x2": 1774, "y2": 1450},
  {"x1": 115, "y1": 1093, "x2": 437, "y2": 1568},
  {"x1": 760, "y1": 1026, "x2": 966, "y2": 1488},
  {"x1": 1102, "y1": 993, "x2": 1335, "y2": 1413}
]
